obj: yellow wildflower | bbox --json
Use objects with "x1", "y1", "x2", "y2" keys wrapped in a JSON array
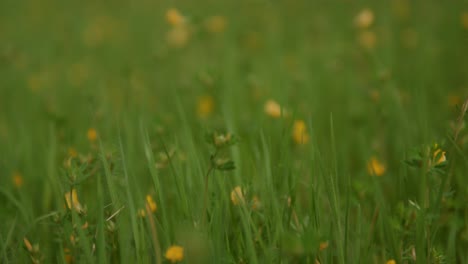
[
  {"x1": 204, "y1": 15, "x2": 227, "y2": 34},
  {"x1": 137, "y1": 209, "x2": 146, "y2": 218},
  {"x1": 87, "y1": 128, "x2": 98, "y2": 142},
  {"x1": 292, "y1": 120, "x2": 310, "y2": 145},
  {"x1": 251, "y1": 196, "x2": 261, "y2": 210},
  {"x1": 65, "y1": 189, "x2": 85, "y2": 213},
  {"x1": 448, "y1": 94, "x2": 462, "y2": 107},
  {"x1": 64, "y1": 248, "x2": 73, "y2": 264},
  {"x1": 197, "y1": 95, "x2": 214, "y2": 118},
  {"x1": 166, "y1": 8, "x2": 186, "y2": 27},
  {"x1": 165, "y1": 245, "x2": 184, "y2": 263},
  {"x1": 386, "y1": 259, "x2": 396, "y2": 264},
  {"x1": 319, "y1": 241, "x2": 329, "y2": 251},
  {"x1": 358, "y1": 30, "x2": 377, "y2": 49},
  {"x1": 264, "y1": 99, "x2": 284, "y2": 118},
  {"x1": 433, "y1": 148, "x2": 446, "y2": 165},
  {"x1": 146, "y1": 195, "x2": 157, "y2": 213},
  {"x1": 367, "y1": 157, "x2": 386, "y2": 176},
  {"x1": 462, "y1": 12, "x2": 468, "y2": 29},
  {"x1": 23, "y1": 237, "x2": 33, "y2": 252},
  {"x1": 68, "y1": 147, "x2": 78, "y2": 158},
  {"x1": 230, "y1": 186, "x2": 245, "y2": 206},
  {"x1": 166, "y1": 25, "x2": 190, "y2": 48},
  {"x1": 12, "y1": 172, "x2": 23, "y2": 188},
  {"x1": 354, "y1": 8, "x2": 374, "y2": 29}
]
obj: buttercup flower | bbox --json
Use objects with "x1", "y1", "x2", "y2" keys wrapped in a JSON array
[
  {"x1": 146, "y1": 195, "x2": 157, "y2": 213},
  {"x1": 264, "y1": 99, "x2": 284, "y2": 118},
  {"x1": 462, "y1": 12, "x2": 468, "y2": 29},
  {"x1": 204, "y1": 15, "x2": 227, "y2": 33},
  {"x1": 230, "y1": 186, "x2": 245, "y2": 206},
  {"x1": 87, "y1": 128, "x2": 98, "y2": 142},
  {"x1": 432, "y1": 145, "x2": 446, "y2": 165},
  {"x1": 165, "y1": 245, "x2": 184, "y2": 263},
  {"x1": 354, "y1": 8, "x2": 374, "y2": 29},
  {"x1": 386, "y1": 259, "x2": 396, "y2": 264},
  {"x1": 367, "y1": 156, "x2": 386, "y2": 176},
  {"x1": 292, "y1": 120, "x2": 310, "y2": 145},
  {"x1": 319, "y1": 241, "x2": 329, "y2": 251},
  {"x1": 12, "y1": 172, "x2": 23, "y2": 188},
  {"x1": 358, "y1": 30, "x2": 377, "y2": 49},
  {"x1": 197, "y1": 95, "x2": 214, "y2": 118},
  {"x1": 166, "y1": 8, "x2": 186, "y2": 27},
  {"x1": 65, "y1": 189, "x2": 85, "y2": 213}
]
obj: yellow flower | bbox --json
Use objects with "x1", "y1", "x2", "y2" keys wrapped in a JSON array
[
  {"x1": 251, "y1": 196, "x2": 261, "y2": 210},
  {"x1": 230, "y1": 186, "x2": 245, "y2": 206},
  {"x1": 386, "y1": 259, "x2": 396, "y2": 264},
  {"x1": 87, "y1": 128, "x2": 98, "y2": 142},
  {"x1": 146, "y1": 195, "x2": 157, "y2": 213},
  {"x1": 137, "y1": 209, "x2": 146, "y2": 218},
  {"x1": 204, "y1": 15, "x2": 227, "y2": 34},
  {"x1": 65, "y1": 189, "x2": 84, "y2": 213},
  {"x1": 462, "y1": 12, "x2": 468, "y2": 29},
  {"x1": 197, "y1": 95, "x2": 214, "y2": 118},
  {"x1": 166, "y1": 25, "x2": 190, "y2": 48},
  {"x1": 319, "y1": 241, "x2": 329, "y2": 251},
  {"x1": 354, "y1": 8, "x2": 374, "y2": 29},
  {"x1": 358, "y1": 30, "x2": 377, "y2": 49},
  {"x1": 165, "y1": 245, "x2": 184, "y2": 263},
  {"x1": 68, "y1": 147, "x2": 78, "y2": 158},
  {"x1": 292, "y1": 120, "x2": 310, "y2": 145},
  {"x1": 64, "y1": 248, "x2": 73, "y2": 264},
  {"x1": 12, "y1": 172, "x2": 23, "y2": 188},
  {"x1": 166, "y1": 8, "x2": 186, "y2": 27},
  {"x1": 367, "y1": 157, "x2": 386, "y2": 176},
  {"x1": 433, "y1": 148, "x2": 446, "y2": 165},
  {"x1": 264, "y1": 99, "x2": 284, "y2": 118}
]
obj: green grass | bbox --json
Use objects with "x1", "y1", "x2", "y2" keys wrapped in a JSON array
[{"x1": 1, "y1": 0, "x2": 468, "y2": 263}]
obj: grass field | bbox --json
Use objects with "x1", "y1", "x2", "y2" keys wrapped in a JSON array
[{"x1": 1, "y1": 0, "x2": 468, "y2": 263}]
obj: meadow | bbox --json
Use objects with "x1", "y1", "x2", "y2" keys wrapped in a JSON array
[{"x1": 1, "y1": 0, "x2": 468, "y2": 263}]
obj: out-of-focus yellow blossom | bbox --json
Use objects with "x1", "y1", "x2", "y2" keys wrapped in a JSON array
[
  {"x1": 367, "y1": 157, "x2": 386, "y2": 176},
  {"x1": 65, "y1": 189, "x2": 84, "y2": 213},
  {"x1": 165, "y1": 245, "x2": 184, "y2": 263},
  {"x1": 64, "y1": 248, "x2": 73, "y2": 264},
  {"x1": 87, "y1": 128, "x2": 98, "y2": 142},
  {"x1": 68, "y1": 147, "x2": 78, "y2": 158},
  {"x1": 251, "y1": 196, "x2": 261, "y2": 210},
  {"x1": 197, "y1": 95, "x2": 214, "y2": 118},
  {"x1": 166, "y1": 8, "x2": 186, "y2": 27},
  {"x1": 448, "y1": 94, "x2": 462, "y2": 107},
  {"x1": 146, "y1": 195, "x2": 157, "y2": 213},
  {"x1": 166, "y1": 26, "x2": 190, "y2": 48},
  {"x1": 358, "y1": 30, "x2": 377, "y2": 49},
  {"x1": 433, "y1": 147, "x2": 446, "y2": 165},
  {"x1": 461, "y1": 12, "x2": 468, "y2": 29},
  {"x1": 137, "y1": 209, "x2": 146, "y2": 218},
  {"x1": 292, "y1": 120, "x2": 310, "y2": 145},
  {"x1": 264, "y1": 99, "x2": 285, "y2": 118},
  {"x1": 354, "y1": 8, "x2": 374, "y2": 29},
  {"x1": 319, "y1": 241, "x2": 329, "y2": 251},
  {"x1": 386, "y1": 259, "x2": 396, "y2": 264},
  {"x1": 12, "y1": 172, "x2": 23, "y2": 188},
  {"x1": 230, "y1": 186, "x2": 245, "y2": 206},
  {"x1": 204, "y1": 15, "x2": 227, "y2": 34}
]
